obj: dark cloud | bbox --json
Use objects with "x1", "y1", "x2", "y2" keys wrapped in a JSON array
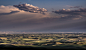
[
  {"x1": 13, "y1": 3, "x2": 47, "y2": 14},
  {"x1": 0, "y1": 11, "x2": 19, "y2": 16},
  {"x1": 52, "y1": 8, "x2": 86, "y2": 15},
  {"x1": 70, "y1": 6, "x2": 82, "y2": 8}
]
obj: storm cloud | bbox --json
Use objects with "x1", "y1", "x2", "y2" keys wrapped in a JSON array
[
  {"x1": 13, "y1": 3, "x2": 47, "y2": 14},
  {"x1": 53, "y1": 8, "x2": 86, "y2": 15}
]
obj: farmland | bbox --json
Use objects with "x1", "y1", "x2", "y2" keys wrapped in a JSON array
[{"x1": 0, "y1": 33, "x2": 86, "y2": 49}]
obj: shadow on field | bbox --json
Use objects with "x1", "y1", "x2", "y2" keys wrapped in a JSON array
[
  {"x1": 0, "y1": 45, "x2": 86, "y2": 50},
  {"x1": 0, "y1": 45, "x2": 46, "y2": 50}
]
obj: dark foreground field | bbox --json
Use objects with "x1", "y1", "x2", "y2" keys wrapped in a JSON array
[{"x1": 0, "y1": 45, "x2": 86, "y2": 50}]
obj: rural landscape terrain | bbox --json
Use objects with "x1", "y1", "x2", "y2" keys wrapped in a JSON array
[
  {"x1": 0, "y1": 0, "x2": 86, "y2": 50},
  {"x1": 0, "y1": 33, "x2": 86, "y2": 49}
]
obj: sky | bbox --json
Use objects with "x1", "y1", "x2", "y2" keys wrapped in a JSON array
[{"x1": 0, "y1": 0, "x2": 86, "y2": 33}]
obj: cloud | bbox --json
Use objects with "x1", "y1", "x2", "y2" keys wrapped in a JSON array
[
  {"x1": 0, "y1": 5, "x2": 86, "y2": 32},
  {"x1": 66, "y1": 5, "x2": 82, "y2": 8},
  {"x1": 52, "y1": 8, "x2": 86, "y2": 15},
  {"x1": 0, "y1": 11, "x2": 19, "y2": 16},
  {"x1": 13, "y1": 3, "x2": 47, "y2": 14},
  {"x1": 70, "y1": 6, "x2": 82, "y2": 8},
  {"x1": 0, "y1": 5, "x2": 50, "y2": 30},
  {"x1": 0, "y1": 5, "x2": 19, "y2": 13}
]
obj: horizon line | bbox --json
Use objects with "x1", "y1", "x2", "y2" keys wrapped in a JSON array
[{"x1": 0, "y1": 31, "x2": 86, "y2": 34}]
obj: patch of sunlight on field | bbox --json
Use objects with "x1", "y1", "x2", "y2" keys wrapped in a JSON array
[
  {"x1": 32, "y1": 41, "x2": 44, "y2": 42},
  {"x1": 26, "y1": 42, "x2": 33, "y2": 43},
  {"x1": 54, "y1": 39, "x2": 62, "y2": 41},
  {"x1": 52, "y1": 45, "x2": 56, "y2": 46},
  {"x1": 0, "y1": 37, "x2": 7, "y2": 40},
  {"x1": 32, "y1": 40, "x2": 49, "y2": 43},
  {"x1": 14, "y1": 44, "x2": 41, "y2": 47},
  {"x1": 67, "y1": 39, "x2": 78, "y2": 41},
  {"x1": 41, "y1": 39, "x2": 53, "y2": 41},
  {"x1": 23, "y1": 39, "x2": 37, "y2": 40},
  {"x1": 14, "y1": 44, "x2": 33, "y2": 46},
  {"x1": 0, "y1": 43, "x2": 10, "y2": 44}
]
